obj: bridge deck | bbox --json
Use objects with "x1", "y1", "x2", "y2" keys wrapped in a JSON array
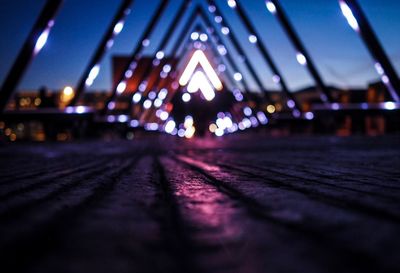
[{"x1": 1, "y1": 135, "x2": 399, "y2": 273}]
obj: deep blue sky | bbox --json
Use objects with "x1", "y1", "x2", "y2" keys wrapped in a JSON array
[{"x1": 0, "y1": 0, "x2": 399, "y2": 92}]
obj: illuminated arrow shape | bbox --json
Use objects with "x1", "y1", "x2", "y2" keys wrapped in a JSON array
[
  {"x1": 179, "y1": 50, "x2": 223, "y2": 91},
  {"x1": 186, "y1": 71, "x2": 216, "y2": 101}
]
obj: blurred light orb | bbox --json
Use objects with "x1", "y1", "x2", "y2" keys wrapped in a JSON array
[
  {"x1": 182, "y1": 93, "x2": 191, "y2": 102},
  {"x1": 267, "y1": 105, "x2": 276, "y2": 114}
]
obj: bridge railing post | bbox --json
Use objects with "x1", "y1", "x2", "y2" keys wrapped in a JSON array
[
  {"x1": 70, "y1": 0, "x2": 134, "y2": 106},
  {"x1": 339, "y1": 0, "x2": 400, "y2": 103},
  {"x1": 0, "y1": 0, "x2": 64, "y2": 113},
  {"x1": 264, "y1": 0, "x2": 334, "y2": 103}
]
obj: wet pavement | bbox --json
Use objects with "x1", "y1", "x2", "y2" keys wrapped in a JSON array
[{"x1": 0, "y1": 135, "x2": 399, "y2": 273}]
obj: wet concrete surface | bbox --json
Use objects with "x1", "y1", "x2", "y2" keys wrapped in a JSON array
[{"x1": 0, "y1": 135, "x2": 399, "y2": 273}]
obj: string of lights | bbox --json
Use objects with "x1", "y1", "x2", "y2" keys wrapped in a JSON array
[
  {"x1": 263, "y1": 0, "x2": 333, "y2": 103},
  {"x1": 70, "y1": 0, "x2": 134, "y2": 106},
  {"x1": 103, "y1": 0, "x2": 170, "y2": 113}
]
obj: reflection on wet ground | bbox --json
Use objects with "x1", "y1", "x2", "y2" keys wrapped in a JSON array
[{"x1": 0, "y1": 135, "x2": 399, "y2": 273}]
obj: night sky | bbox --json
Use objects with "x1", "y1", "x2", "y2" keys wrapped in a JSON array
[{"x1": 0, "y1": 0, "x2": 399, "y2": 92}]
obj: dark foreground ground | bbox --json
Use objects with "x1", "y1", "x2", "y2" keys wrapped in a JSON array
[{"x1": 0, "y1": 135, "x2": 399, "y2": 273}]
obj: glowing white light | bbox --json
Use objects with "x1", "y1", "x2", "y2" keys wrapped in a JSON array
[
  {"x1": 165, "y1": 120, "x2": 176, "y2": 134},
  {"x1": 160, "y1": 111, "x2": 169, "y2": 121},
  {"x1": 234, "y1": 89, "x2": 244, "y2": 101},
  {"x1": 242, "y1": 118, "x2": 252, "y2": 128},
  {"x1": 185, "y1": 126, "x2": 196, "y2": 138},
  {"x1": 34, "y1": 29, "x2": 50, "y2": 55},
  {"x1": 178, "y1": 128, "x2": 186, "y2": 137},
  {"x1": 125, "y1": 69, "x2": 133, "y2": 78},
  {"x1": 154, "y1": 98, "x2": 162, "y2": 108},
  {"x1": 63, "y1": 86, "x2": 74, "y2": 96},
  {"x1": 113, "y1": 21, "x2": 124, "y2": 34},
  {"x1": 235, "y1": 93, "x2": 244, "y2": 101},
  {"x1": 143, "y1": 99, "x2": 152, "y2": 109},
  {"x1": 292, "y1": 109, "x2": 301, "y2": 118},
  {"x1": 158, "y1": 88, "x2": 168, "y2": 99},
  {"x1": 184, "y1": 116, "x2": 194, "y2": 129},
  {"x1": 272, "y1": 75, "x2": 281, "y2": 83},
  {"x1": 85, "y1": 65, "x2": 100, "y2": 86},
  {"x1": 218, "y1": 64, "x2": 226, "y2": 72},
  {"x1": 361, "y1": 103, "x2": 369, "y2": 110},
  {"x1": 215, "y1": 16, "x2": 223, "y2": 24},
  {"x1": 296, "y1": 53, "x2": 307, "y2": 66},
  {"x1": 138, "y1": 82, "x2": 147, "y2": 92},
  {"x1": 106, "y1": 39, "x2": 114, "y2": 49},
  {"x1": 142, "y1": 39, "x2": 150, "y2": 47},
  {"x1": 221, "y1": 27, "x2": 230, "y2": 35},
  {"x1": 215, "y1": 128, "x2": 224, "y2": 137},
  {"x1": 156, "y1": 51, "x2": 165, "y2": 60},
  {"x1": 65, "y1": 106, "x2": 74, "y2": 114},
  {"x1": 107, "y1": 115, "x2": 116, "y2": 122},
  {"x1": 234, "y1": 73, "x2": 243, "y2": 82},
  {"x1": 305, "y1": 112, "x2": 314, "y2": 120},
  {"x1": 76, "y1": 106, "x2": 86, "y2": 114},
  {"x1": 179, "y1": 50, "x2": 223, "y2": 91},
  {"x1": 194, "y1": 41, "x2": 203, "y2": 49},
  {"x1": 163, "y1": 64, "x2": 172, "y2": 73},
  {"x1": 118, "y1": 115, "x2": 129, "y2": 123},
  {"x1": 332, "y1": 103, "x2": 340, "y2": 110},
  {"x1": 265, "y1": 1, "x2": 277, "y2": 14},
  {"x1": 217, "y1": 45, "x2": 227, "y2": 56},
  {"x1": 248, "y1": 35, "x2": 258, "y2": 44},
  {"x1": 129, "y1": 61, "x2": 137, "y2": 70},
  {"x1": 186, "y1": 71, "x2": 216, "y2": 101},
  {"x1": 130, "y1": 120, "x2": 139, "y2": 127},
  {"x1": 171, "y1": 128, "x2": 177, "y2": 136},
  {"x1": 287, "y1": 99, "x2": 295, "y2": 109},
  {"x1": 382, "y1": 75, "x2": 389, "y2": 84},
  {"x1": 383, "y1": 101, "x2": 396, "y2": 110},
  {"x1": 374, "y1": 62, "x2": 384, "y2": 75},
  {"x1": 227, "y1": 0, "x2": 237, "y2": 8},
  {"x1": 200, "y1": 33, "x2": 208, "y2": 42},
  {"x1": 227, "y1": 122, "x2": 237, "y2": 133},
  {"x1": 148, "y1": 91, "x2": 157, "y2": 100},
  {"x1": 182, "y1": 93, "x2": 191, "y2": 102},
  {"x1": 223, "y1": 116, "x2": 233, "y2": 129},
  {"x1": 339, "y1": 1, "x2": 359, "y2": 32},
  {"x1": 153, "y1": 59, "x2": 160, "y2": 67},
  {"x1": 108, "y1": 101, "x2": 116, "y2": 110},
  {"x1": 160, "y1": 71, "x2": 168, "y2": 78},
  {"x1": 257, "y1": 111, "x2": 268, "y2": 124},
  {"x1": 216, "y1": 118, "x2": 226, "y2": 130},
  {"x1": 116, "y1": 81, "x2": 127, "y2": 94},
  {"x1": 191, "y1": 32, "x2": 199, "y2": 40},
  {"x1": 250, "y1": 116, "x2": 259, "y2": 127},
  {"x1": 132, "y1": 93, "x2": 142, "y2": 103},
  {"x1": 145, "y1": 123, "x2": 159, "y2": 131},
  {"x1": 209, "y1": 5, "x2": 216, "y2": 13},
  {"x1": 243, "y1": 107, "x2": 252, "y2": 116}
]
